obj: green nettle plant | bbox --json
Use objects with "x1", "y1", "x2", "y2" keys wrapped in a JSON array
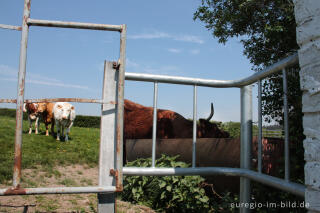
[{"x1": 121, "y1": 155, "x2": 210, "y2": 212}]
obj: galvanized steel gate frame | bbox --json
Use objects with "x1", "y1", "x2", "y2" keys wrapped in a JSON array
[
  {"x1": 0, "y1": 1, "x2": 306, "y2": 212},
  {"x1": 122, "y1": 54, "x2": 305, "y2": 213}
]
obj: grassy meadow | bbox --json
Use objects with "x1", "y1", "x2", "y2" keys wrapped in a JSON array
[
  {"x1": 0, "y1": 115, "x2": 100, "y2": 184},
  {"x1": 0, "y1": 113, "x2": 155, "y2": 212}
]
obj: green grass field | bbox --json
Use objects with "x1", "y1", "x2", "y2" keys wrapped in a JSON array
[
  {"x1": 0, "y1": 115, "x2": 157, "y2": 212},
  {"x1": 0, "y1": 115, "x2": 100, "y2": 184}
]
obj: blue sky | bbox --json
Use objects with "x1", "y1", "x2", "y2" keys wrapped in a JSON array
[{"x1": 0, "y1": 0, "x2": 258, "y2": 122}]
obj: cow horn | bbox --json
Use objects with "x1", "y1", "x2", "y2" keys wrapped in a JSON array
[{"x1": 206, "y1": 103, "x2": 214, "y2": 121}]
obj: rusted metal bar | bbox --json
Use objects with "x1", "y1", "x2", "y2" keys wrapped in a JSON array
[
  {"x1": 0, "y1": 99, "x2": 18, "y2": 103},
  {"x1": 27, "y1": 18, "x2": 122, "y2": 32},
  {"x1": 0, "y1": 186, "x2": 117, "y2": 196},
  {"x1": 0, "y1": 98, "x2": 115, "y2": 104},
  {"x1": 13, "y1": 0, "x2": 31, "y2": 189},
  {"x1": 116, "y1": 24, "x2": 126, "y2": 189},
  {"x1": 0, "y1": 24, "x2": 22, "y2": 31}
]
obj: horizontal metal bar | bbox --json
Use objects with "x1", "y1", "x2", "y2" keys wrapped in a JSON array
[
  {"x1": 125, "y1": 54, "x2": 298, "y2": 88},
  {"x1": 27, "y1": 18, "x2": 122, "y2": 32},
  {"x1": 0, "y1": 186, "x2": 117, "y2": 196},
  {"x1": 0, "y1": 98, "x2": 115, "y2": 104},
  {"x1": 123, "y1": 167, "x2": 305, "y2": 197},
  {"x1": 0, "y1": 24, "x2": 22, "y2": 31}
]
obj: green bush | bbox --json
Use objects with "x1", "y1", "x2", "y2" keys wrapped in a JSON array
[
  {"x1": 121, "y1": 155, "x2": 211, "y2": 212},
  {"x1": 0, "y1": 108, "x2": 28, "y2": 120},
  {"x1": 220, "y1": 122, "x2": 241, "y2": 138},
  {"x1": 72, "y1": 115, "x2": 100, "y2": 128},
  {"x1": 220, "y1": 122, "x2": 259, "y2": 138}
]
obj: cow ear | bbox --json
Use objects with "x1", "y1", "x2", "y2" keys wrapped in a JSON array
[{"x1": 71, "y1": 106, "x2": 75, "y2": 110}]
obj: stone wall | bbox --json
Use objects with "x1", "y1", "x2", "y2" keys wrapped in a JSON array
[{"x1": 294, "y1": 0, "x2": 320, "y2": 212}]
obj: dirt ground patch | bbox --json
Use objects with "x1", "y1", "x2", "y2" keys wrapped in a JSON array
[{"x1": 0, "y1": 165, "x2": 154, "y2": 213}]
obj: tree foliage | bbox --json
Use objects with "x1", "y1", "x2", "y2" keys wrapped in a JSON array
[
  {"x1": 194, "y1": 0, "x2": 304, "y2": 187},
  {"x1": 194, "y1": 0, "x2": 298, "y2": 66}
]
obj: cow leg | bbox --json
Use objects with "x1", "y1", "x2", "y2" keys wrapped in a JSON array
[
  {"x1": 28, "y1": 117, "x2": 32, "y2": 134},
  {"x1": 65, "y1": 129, "x2": 69, "y2": 142},
  {"x1": 61, "y1": 126, "x2": 65, "y2": 140},
  {"x1": 35, "y1": 117, "x2": 39, "y2": 134},
  {"x1": 45, "y1": 120, "x2": 51, "y2": 136},
  {"x1": 65, "y1": 122, "x2": 73, "y2": 142},
  {"x1": 51, "y1": 119, "x2": 55, "y2": 136},
  {"x1": 45, "y1": 123, "x2": 49, "y2": 136},
  {"x1": 56, "y1": 121, "x2": 60, "y2": 141}
]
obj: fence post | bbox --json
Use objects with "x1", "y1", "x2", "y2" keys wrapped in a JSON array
[
  {"x1": 240, "y1": 85, "x2": 252, "y2": 213},
  {"x1": 13, "y1": 0, "x2": 31, "y2": 188},
  {"x1": 98, "y1": 61, "x2": 118, "y2": 212}
]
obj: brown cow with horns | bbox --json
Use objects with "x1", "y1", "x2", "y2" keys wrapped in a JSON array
[{"x1": 123, "y1": 99, "x2": 229, "y2": 163}]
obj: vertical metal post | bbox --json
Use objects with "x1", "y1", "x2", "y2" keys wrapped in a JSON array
[
  {"x1": 240, "y1": 85, "x2": 252, "y2": 213},
  {"x1": 98, "y1": 61, "x2": 117, "y2": 213},
  {"x1": 282, "y1": 68, "x2": 290, "y2": 181},
  {"x1": 13, "y1": 0, "x2": 31, "y2": 188},
  {"x1": 151, "y1": 82, "x2": 158, "y2": 168},
  {"x1": 116, "y1": 24, "x2": 127, "y2": 187},
  {"x1": 192, "y1": 85, "x2": 197, "y2": 168},
  {"x1": 258, "y1": 80, "x2": 262, "y2": 173},
  {"x1": 98, "y1": 24, "x2": 126, "y2": 213}
]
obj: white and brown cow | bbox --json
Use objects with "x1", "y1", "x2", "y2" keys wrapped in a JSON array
[
  {"x1": 37, "y1": 102, "x2": 55, "y2": 136},
  {"x1": 23, "y1": 103, "x2": 41, "y2": 134},
  {"x1": 53, "y1": 102, "x2": 76, "y2": 141}
]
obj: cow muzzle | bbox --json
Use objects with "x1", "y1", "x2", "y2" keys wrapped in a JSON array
[{"x1": 30, "y1": 114, "x2": 37, "y2": 120}]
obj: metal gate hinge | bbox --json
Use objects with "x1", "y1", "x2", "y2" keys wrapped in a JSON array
[
  {"x1": 112, "y1": 61, "x2": 120, "y2": 69},
  {"x1": 109, "y1": 169, "x2": 118, "y2": 176}
]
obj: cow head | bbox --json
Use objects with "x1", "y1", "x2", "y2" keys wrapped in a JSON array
[
  {"x1": 198, "y1": 119, "x2": 229, "y2": 138},
  {"x1": 56, "y1": 103, "x2": 75, "y2": 120},
  {"x1": 25, "y1": 103, "x2": 39, "y2": 120},
  {"x1": 37, "y1": 102, "x2": 47, "y2": 113},
  {"x1": 197, "y1": 103, "x2": 229, "y2": 138}
]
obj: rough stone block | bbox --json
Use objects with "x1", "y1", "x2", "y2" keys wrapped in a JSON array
[
  {"x1": 296, "y1": 16, "x2": 320, "y2": 46},
  {"x1": 294, "y1": 0, "x2": 320, "y2": 26},
  {"x1": 305, "y1": 162, "x2": 320, "y2": 189},
  {"x1": 304, "y1": 138, "x2": 320, "y2": 162},
  {"x1": 306, "y1": 188, "x2": 320, "y2": 211},
  {"x1": 300, "y1": 62, "x2": 320, "y2": 91},
  {"x1": 303, "y1": 113, "x2": 320, "y2": 140},
  {"x1": 302, "y1": 92, "x2": 320, "y2": 113},
  {"x1": 298, "y1": 40, "x2": 320, "y2": 68}
]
